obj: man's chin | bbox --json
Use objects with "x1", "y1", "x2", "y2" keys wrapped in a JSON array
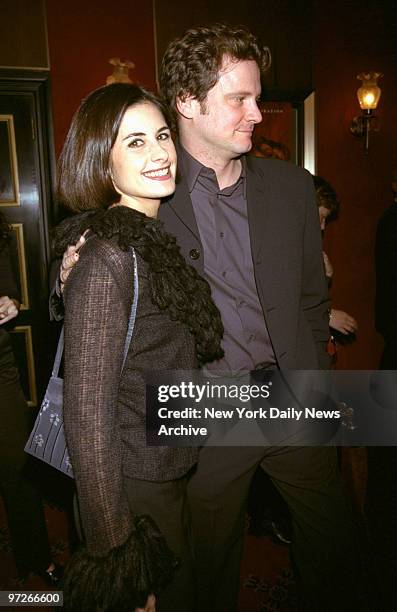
[{"x1": 231, "y1": 141, "x2": 253, "y2": 156}]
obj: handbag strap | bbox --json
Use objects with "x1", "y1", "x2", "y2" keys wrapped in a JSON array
[
  {"x1": 51, "y1": 248, "x2": 138, "y2": 377},
  {"x1": 121, "y1": 248, "x2": 138, "y2": 370},
  {"x1": 51, "y1": 327, "x2": 65, "y2": 377}
]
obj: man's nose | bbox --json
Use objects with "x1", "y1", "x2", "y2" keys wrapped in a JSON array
[{"x1": 247, "y1": 100, "x2": 262, "y2": 124}]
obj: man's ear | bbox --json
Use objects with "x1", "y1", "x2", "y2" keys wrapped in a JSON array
[{"x1": 176, "y1": 95, "x2": 197, "y2": 119}]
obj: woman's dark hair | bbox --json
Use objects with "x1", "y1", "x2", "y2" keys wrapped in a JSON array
[
  {"x1": 313, "y1": 175, "x2": 340, "y2": 222},
  {"x1": 160, "y1": 23, "x2": 271, "y2": 117},
  {"x1": 56, "y1": 84, "x2": 173, "y2": 212},
  {"x1": 0, "y1": 211, "x2": 11, "y2": 251}
]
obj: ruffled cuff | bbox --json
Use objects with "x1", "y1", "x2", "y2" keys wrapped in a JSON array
[{"x1": 64, "y1": 514, "x2": 178, "y2": 611}]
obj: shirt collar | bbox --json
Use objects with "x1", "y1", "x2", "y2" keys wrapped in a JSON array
[
  {"x1": 177, "y1": 144, "x2": 247, "y2": 195},
  {"x1": 177, "y1": 144, "x2": 205, "y2": 193}
]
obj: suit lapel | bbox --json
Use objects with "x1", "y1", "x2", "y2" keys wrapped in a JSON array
[
  {"x1": 246, "y1": 156, "x2": 272, "y2": 262},
  {"x1": 161, "y1": 175, "x2": 201, "y2": 242}
]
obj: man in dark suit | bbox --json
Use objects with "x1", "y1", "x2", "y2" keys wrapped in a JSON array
[{"x1": 157, "y1": 24, "x2": 361, "y2": 612}]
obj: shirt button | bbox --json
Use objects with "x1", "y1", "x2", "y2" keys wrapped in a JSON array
[
  {"x1": 219, "y1": 232, "x2": 224, "y2": 238},
  {"x1": 189, "y1": 248, "x2": 200, "y2": 260},
  {"x1": 248, "y1": 333, "x2": 255, "y2": 342}
]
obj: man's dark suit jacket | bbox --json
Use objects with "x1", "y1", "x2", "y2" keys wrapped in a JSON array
[{"x1": 159, "y1": 154, "x2": 331, "y2": 370}]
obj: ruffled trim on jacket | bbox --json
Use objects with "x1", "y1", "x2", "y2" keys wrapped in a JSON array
[
  {"x1": 53, "y1": 206, "x2": 224, "y2": 366},
  {"x1": 64, "y1": 514, "x2": 178, "y2": 611}
]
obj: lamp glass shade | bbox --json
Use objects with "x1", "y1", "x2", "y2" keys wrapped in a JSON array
[{"x1": 356, "y1": 72, "x2": 382, "y2": 110}]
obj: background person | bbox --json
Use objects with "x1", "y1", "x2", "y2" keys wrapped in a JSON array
[
  {"x1": 0, "y1": 211, "x2": 62, "y2": 586},
  {"x1": 313, "y1": 175, "x2": 358, "y2": 342},
  {"x1": 251, "y1": 135, "x2": 291, "y2": 161}
]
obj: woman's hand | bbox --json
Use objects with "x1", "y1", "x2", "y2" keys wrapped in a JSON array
[
  {"x1": 0, "y1": 296, "x2": 19, "y2": 324},
  {"x1": 329, "y1": 309, "x2": 358, "y2": 335},
  {"x1": 136, "y1": 594, "x2": 156, "y2": 612},
  {"x1": 60, "y1": 233, "x2": 87, "y2": 292}
]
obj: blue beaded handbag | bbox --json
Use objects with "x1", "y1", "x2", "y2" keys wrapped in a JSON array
[{"x1": 25, "y1": 249, "x2": 138, "y2": 477}]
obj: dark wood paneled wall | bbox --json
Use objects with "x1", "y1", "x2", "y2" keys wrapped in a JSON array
[{"x1": 0, "y1": 0, "x2": 48, "y2": 68}]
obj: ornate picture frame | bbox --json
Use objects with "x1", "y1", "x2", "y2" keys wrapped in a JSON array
[
  {"x1": 10, "y1": 223, "x2": 29, "y2": 310},
  {"x1": 0, "y1": 114, "x2": 20, "y2": 206}
]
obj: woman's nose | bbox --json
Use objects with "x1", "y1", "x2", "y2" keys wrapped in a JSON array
[{"x1": 150, "y1": 141, "x2": 169, "y2": 162}]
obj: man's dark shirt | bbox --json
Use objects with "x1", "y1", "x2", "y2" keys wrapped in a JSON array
[{"x1": 178, "y1": 146, "x2": 276, "y2": 373}]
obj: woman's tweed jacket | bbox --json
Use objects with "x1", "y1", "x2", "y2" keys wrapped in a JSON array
[{"x1": 63, "y1": 221, "x2": 199, "y2": 558}]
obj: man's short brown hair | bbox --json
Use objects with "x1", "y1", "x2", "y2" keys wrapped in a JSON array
[{"x1": 160, "y1": 23, "x2": 271, "y2": 118}]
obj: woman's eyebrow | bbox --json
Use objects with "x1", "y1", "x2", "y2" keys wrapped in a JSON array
[
  {"x1": 122, "y1": 131, "x2": 145, "y2": 140},
  {"x1": 122, "y1": 126, "x2": 169, "y2": 141}
]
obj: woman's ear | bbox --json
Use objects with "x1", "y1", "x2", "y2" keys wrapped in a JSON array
[{"x1": 107, "y1": 161, "x2": 119, "y2": 195}]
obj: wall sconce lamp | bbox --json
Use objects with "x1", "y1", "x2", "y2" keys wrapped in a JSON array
[
  {"x1": 350, "y1": 72, "x2": 382, "y2": 154},
  {"x1": 106, "y1": 58, "x2": 135, "y2": 85}
]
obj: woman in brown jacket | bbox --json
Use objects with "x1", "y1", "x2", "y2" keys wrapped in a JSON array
[{"x1": 53, "y1": 84, "x2": 223, "y2": 612}]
